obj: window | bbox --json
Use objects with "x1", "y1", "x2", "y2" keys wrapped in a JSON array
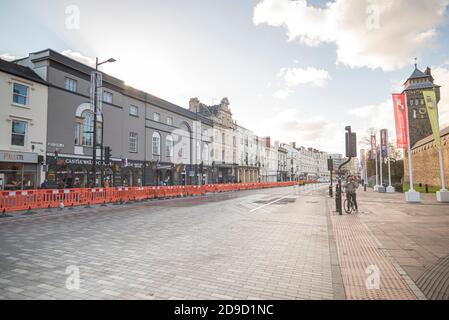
[
  {"x1": 82, "y1": 112, "x2": 94, "y2": 146},
  {"x1": 75, "y1": 111, "x2": 102, "y2": 147},
  {"x1": 129, "y1": 132, "x2": 138, "y2": 153},
  {"x1": 222, "y1": 149, "x2": 225, "y2": 161},
  {"x1": 74, "y1": 123, "x2": 80, "y2": 145},
  {"x1": 203, "y1": 144, "x2": 209, "y2": 162},
  {"x1": 129, "y1": 105, "x2": 139, "y2": 116},
  {"x1": 167, "y1": 116, "x2": 173, "y2": 126},
  {"x1": 154, "y1": 112, "x2": 161, "y2": 122},
  {"x1": 103, "y1": 91, "x2": 113, "y2": 104},
  {"x1": 64, "y1": 77, "x2": 77, "y2": 92},
  {"x1": 11, "y1": 120, "x2": 27, "y2": 146},
  {"x1": 152, "y1": 132, "x2": 161, "y2": 155},
  {"x1": 13, "y1": 83, "x2": 28, "y2": 106},
  {"x1": 222, "y1": 133, "x2": 225, "y2": 144},
  {"x1": 166, "y1": 135, "x2": 174, "y2": 158}
]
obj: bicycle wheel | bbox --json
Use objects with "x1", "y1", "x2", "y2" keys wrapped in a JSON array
[{"x1": 344, "y1": 199, "x2": 352, "y2": 214}]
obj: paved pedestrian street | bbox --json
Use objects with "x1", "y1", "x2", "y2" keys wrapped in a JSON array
[{"x1": 0, "y1": 185, "x2": 448, "y2": 300}]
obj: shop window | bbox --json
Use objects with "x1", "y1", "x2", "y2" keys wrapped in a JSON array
[
  {"x1": 11, "y1": 120, "x2": 27, "y2": 146},
  {"x1": 13, "y1": 83, "x2": 29, "y2": 106}
]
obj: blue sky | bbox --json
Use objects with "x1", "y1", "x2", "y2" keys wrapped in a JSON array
[{"x1": 1, "y1": 0, "x2": 448, "y2": 154}]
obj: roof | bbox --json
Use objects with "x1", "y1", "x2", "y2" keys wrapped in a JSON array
[
  {"x1": 22, "y1": 49, "x2": 213, "y2": 125},
  {"x1": 412, "y1": 126, "x2": 449, "y2": 149},
  {"x1": 0, "y1": 58, "x2": 48, "y2": 85},
  {"x1": 404, "y1": 82, "x2": 439, "y2": 91},
  {"x1": 408, "y1": 66, "x2": 428, "y2": 80}
]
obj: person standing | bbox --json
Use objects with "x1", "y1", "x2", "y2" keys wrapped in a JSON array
[{"x1": 344, "y1": 175, "x2": 359, "y2": 213}]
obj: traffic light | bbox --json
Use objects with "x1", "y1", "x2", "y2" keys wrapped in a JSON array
[
  {"x1": 54, "y1": 149, "x2": 59, "y2": 161},
  {"x1": 199, "y1": 161, "x2": 204, "y2": 173},
  {"x1": 327, "y1": 158, "x2": 334, "y2": 171},
  {"x1": 345, "y1": 132, "x2": 357, "y2": 158},
  {"x1": 104, "y1": 147, "x2": 111, "y2": 164}
]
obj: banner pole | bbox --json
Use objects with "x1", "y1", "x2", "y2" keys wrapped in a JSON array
[
  {"x1": 404, "y1": 91, "x2": 419, "y2": 202},
  {"x1": 438, "y1": 147, "x2": 447, "y2": 191}
]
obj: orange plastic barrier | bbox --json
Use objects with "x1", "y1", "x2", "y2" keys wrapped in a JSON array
[{"x1": 0, "y1": 181, "x2": 296, "y2": 214}]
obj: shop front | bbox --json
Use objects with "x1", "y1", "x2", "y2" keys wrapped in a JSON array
[
  {"x1": 46, "y1": 155, "x2": 145, "y2": 188},
  {"x1": 0, "y1": 151, "x2": 41, "y2": 190}
]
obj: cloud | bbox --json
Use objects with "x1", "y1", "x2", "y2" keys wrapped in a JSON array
[
  {"x1": 61, "y1": 49, "x2": 95, "y2": 67},
  {"x1": 278, "y1": 67, "x2": 331, "y2": 87},
  {"x1": 254, "y1": 0, "x2": 449, "y2": 71},
  {"x1": 347, "y1": 99, "x2": 396, "y2": 146},
  {"x1": 0, "y1": 53, "x2": 16, "y2": 61},
  {"x1": 273, "y1": 88, "x2": 292, "y2": 99},
  {"x1": 433, "y1": 66, "x2": 449, "y2": 128}
]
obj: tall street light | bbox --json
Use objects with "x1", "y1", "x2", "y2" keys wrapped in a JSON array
[{"x1": 92, "y1": 57, "x2": 116, "y2": 187}]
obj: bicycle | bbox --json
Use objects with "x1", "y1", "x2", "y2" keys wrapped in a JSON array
[{"x1": 344, "y1": 192, "x2": 356, "y2": 214}]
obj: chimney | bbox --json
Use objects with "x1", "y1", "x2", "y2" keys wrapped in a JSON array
[
  {"x1": 265, "y1": 137, "x2": 271, "y2": 148},
  {"x1": 290, "y1": 142, "x2": 296, "y2": 149},
  {"x1": 425, "y1": 67, "x2": 432, "y2": 76},
  {"x1": 189, "y1": 98, "x2": 200, "y2": 112}
]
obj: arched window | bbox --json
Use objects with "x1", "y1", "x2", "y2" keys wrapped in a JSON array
[
  {"x1": 152, "y1": 132, "x2": 161, "y2": 156},
  {"x1": 166, "y1": 135, "x2": 174, "y2": 158},
  {"x1": 82, "y1": 111, "x2": 94, "y2": 146}
]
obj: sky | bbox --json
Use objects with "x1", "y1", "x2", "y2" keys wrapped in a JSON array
[{"x1": 1, "y1": 0, "x2": 449, "y2": 154}]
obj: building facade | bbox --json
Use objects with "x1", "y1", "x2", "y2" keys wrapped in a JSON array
[
  {"x1": 236, "y1": 125, "x2": 259, "y2": 183},
  {"x1": 189, "y1": 97, "x2": 239, "y2": 183},
  {"x1": 277, "y1": 144, "x2": 288, "y2": 182},
  {"x1": 403, "y1": 65, "x2": 440, "y2": 147},
  {"x1": 0, "y1": 59, "x2": 48, "y2": 190},
  {"x1": 17, "y1": 49, "x2": 213, "y2": 187}
]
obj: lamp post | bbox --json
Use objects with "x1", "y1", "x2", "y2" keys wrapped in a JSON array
[{"x1": 91, "y1": 57, "x2": 116, "y2": 187}]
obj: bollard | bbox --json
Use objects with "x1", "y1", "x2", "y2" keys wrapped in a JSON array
[{"x1": 425, "y1": 184, "x2": 429, "y2": 193}]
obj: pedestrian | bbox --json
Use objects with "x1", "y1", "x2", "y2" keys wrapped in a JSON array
[{"x1": 344, "y1": 175, "x2": 359, "y2": 213}]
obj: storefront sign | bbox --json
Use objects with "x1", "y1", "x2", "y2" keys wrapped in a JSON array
[
  {"x1": 47, "y1": 155, "x2": 144, "y2": 169},
  {"x1": 0, "y1": 151, "x2": 38, "y2": 163}
]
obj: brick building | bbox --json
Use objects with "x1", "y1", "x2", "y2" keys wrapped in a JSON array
[
  {"x1": 405, "y1": 127, "x2": 449, "y2": 188},
  {"x1": 402, "y1": 64, "x2": 448, "y2": 189}
]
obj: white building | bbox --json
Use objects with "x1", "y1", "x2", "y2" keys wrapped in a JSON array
[
  {"x1": 236, "y1": 125, "x2": 259, "y2": 182},
  {"x1": 260, "y1": 137, "x2": 278, "y2": 182},
  {"x1": 0, "y1": 59, "x2": 48, "y2": 190},
  {"x1": 281, "y1": 142, "x2": 300, "y2": 181}
]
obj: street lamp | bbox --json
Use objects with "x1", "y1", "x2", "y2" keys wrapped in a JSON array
[{"x1": 92, "y1": 57, "x2": 116, "y2": 187}]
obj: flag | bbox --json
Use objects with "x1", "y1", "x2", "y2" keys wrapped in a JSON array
[
  {"x1": 360, "y1": 149, "x2": 366, "y2": 164},
  {"x1": 380, "y1": 129, "x2": 389, "y2": 158},
  {"x1": 392, "y1": 93, "x2": 408, "y2": 149},
  {"x1": 370, "y1": 135, "x2": 377, "y2": 160},
  {"x1": 422, "y1": 89, "x2": 441, "y2": 148}
]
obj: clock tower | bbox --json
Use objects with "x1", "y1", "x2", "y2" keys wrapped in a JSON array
[{"x1": 403, "y1": 62, "x2": 441, "y2": 147}]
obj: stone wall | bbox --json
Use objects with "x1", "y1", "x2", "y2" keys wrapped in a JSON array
[{"x1": 404, "y1": 129, "x2": 449, "y2": 188}]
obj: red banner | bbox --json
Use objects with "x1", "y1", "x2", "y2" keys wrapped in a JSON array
[{"x1": 392, "y1": 93, "x2": 408, "y2": 149}]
